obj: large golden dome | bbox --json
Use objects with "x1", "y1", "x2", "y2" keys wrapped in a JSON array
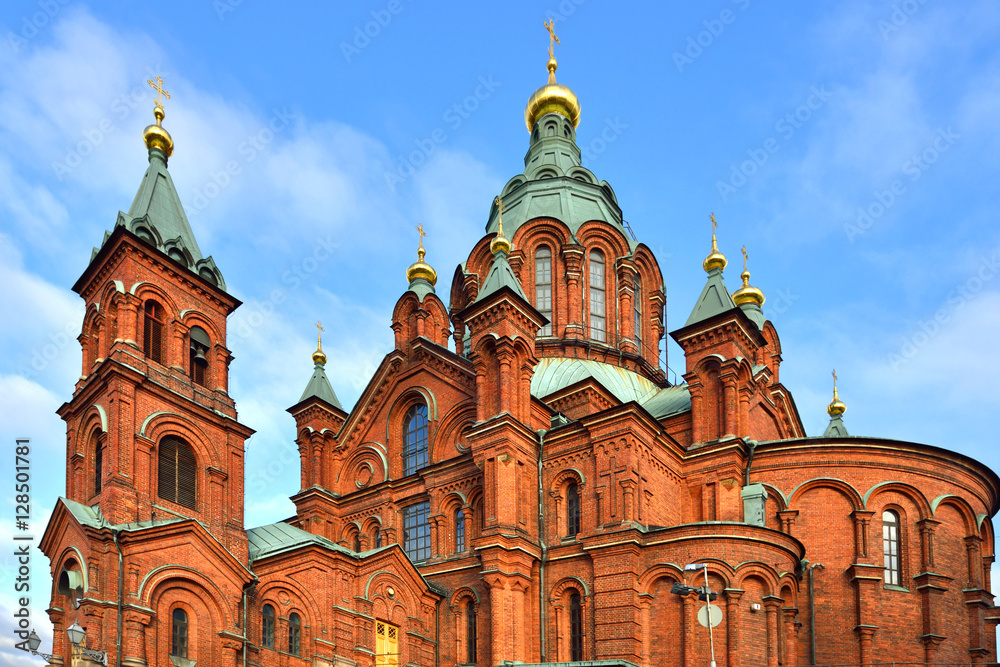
[{"x1": 524, "y1": 57, "x2": 581, "y2": 132}]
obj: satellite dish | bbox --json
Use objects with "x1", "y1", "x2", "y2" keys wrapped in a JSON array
[{"x1": 697, "y1": 603, "x2": 723, "y2": 628}]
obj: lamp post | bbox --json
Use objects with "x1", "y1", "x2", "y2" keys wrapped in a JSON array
[
  {"x1": 26, "y1": 623, "x2": 109, "y2": 666},
  {"x1": 683, "y1": 562, "x2": 718, "y2": 667}
]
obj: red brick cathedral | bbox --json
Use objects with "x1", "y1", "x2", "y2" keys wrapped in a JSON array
[{"x1": 41, "y1": 44, "x2": 1000, "y2": 667}]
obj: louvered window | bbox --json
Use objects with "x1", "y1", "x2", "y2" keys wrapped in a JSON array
[
  {"x1": 634, "y1": 275, "x2": 643, "y2": 355},
  {"x1": 288, "y1": 612, "x2": 301, "y2": 656},
  {"x1": 143, "y1": 300, "x2": 165, "y2": 364},
  {"x1": 535, "y1": 245, "x2": 553, "y2": 336},
  {"x1": 158, "y1": 437, "x2": 196, "y2": 510},
  {"x1": 402, "y1": 404, "x2": 429, "y2": 476},
  {"x1": 261, "y1": 604, "x2": 275, "y2": 649},
  {"x1": 376, "y1": 621, "x2": 399, "y2": 667},
  {"x1": 93, "y1": 431, "x2": 103, "y2": 496},
  {"x1": 883, "y1": 510, "x2": 902, "y2": 585},
  {"x1": 589, "y1": 250, "x2": 606, "y2": 342},
  {"x1": 567, "y1": 482, "x2": 580, "y2": 537},
  {"x1": 466, "y1": 601, "x2": 477, "y2": 664},
  {"x1": 171, "y1": 608, "x2": 188, "y2": 658},
  {"x1": 570, "y1": 592, "x2": 583, "y2": 661}
]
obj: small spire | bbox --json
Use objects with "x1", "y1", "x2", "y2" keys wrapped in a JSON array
[
  {"x1": 524, "y1": 21, "x2": 581, "y2": 131},
  {"x1": 142, "y1": 76, "x2": 174, "y2": 159},
  {"x1": 405, "y1": 223, "x2": 438, "y2": 285},
  {"x1": 544, "y1": 18, "x2": 560, "y2": 84},
  {"x1": 312, "y1": 321, "x2": 327, "y2": 365},
  {"x1": 732, "y1": 245, "x2": 765, "y2": 307},
  {"x1": 491, "y1": 195, "x2": 512, "y2": 255},
  {"x1": 827, "y1": 369, "x2": 846, "y2": 417},
  {"x1": 702, "y1": 213, "x2": 728, "y2": 273}
]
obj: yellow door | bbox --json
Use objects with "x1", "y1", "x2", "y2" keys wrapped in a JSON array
[{"x1": 375, "y1": 621, "x2": 399, "y2": 667}]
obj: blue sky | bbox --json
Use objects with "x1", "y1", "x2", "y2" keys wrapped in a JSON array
[{"x1": 2, "y1": 1, "x2": 999, "y2": 662}]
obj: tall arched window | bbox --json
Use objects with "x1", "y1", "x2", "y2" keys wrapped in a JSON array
[
  {"x1": 88, "y1": 320, "x2": 100, "y2": 367},
  {"x1": 535, "y1": 245, "x2": 553, "y2": 336},
  {"x1": 588, "y1": 250, "x2": 606, "y2": 342},
  {"x1": 92, "y1": 431, "x2": 103, "y2": 496},
  {"x1": 189, "y1": 325, "x2": 210, "y2": 387},
  {"x1": 261, "y1": 604, "x2": 275, "y2": 649},
  {"x1": 569, "y1": 592, "x2": 583, "y2": 661},
  {"x1": 171, "y1": 608, "x2": 188, "y2": 658},
  {"x1": 633, "y1": 274, "x2": 643, "y2": 355},
  {"x1": 107, "y1": 300, "x2": 118, "y2": 345},
  {"x1": 374, "y1": 527, "x2": 382, "y2": 548},
  {"x1": 288, "y1": 612, "x2": 302, "y2": 656},
  {"x1": 353, "y1": 532, "x2": 362, "y2": 552},
  {"x1": 143, "y1": 300, "x2": 165, "y2": 364},
  {"x1": 402, "y1": 404, "x2": 429, "y2": 476},
  {"x1": 567, "y1": 482, "x2": 581, "y2": 537},
  {"x1": 158, "y1": 437, "x2": 197, "y2": 510},
  {"x1": 465, "y1": 600, "x2": 477, "y2": 664},
  {"x1": 455, "y1": 508, "x2": 465, "y2": 553},
  {"x1": 883, "y1": 510, "x2": 902, "y2": 585}
]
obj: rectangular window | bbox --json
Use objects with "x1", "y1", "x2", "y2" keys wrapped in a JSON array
[
  {"x1": 535, "y1": 247, "x2": 553, "y2": 336},
  {"x1": 376, "y1": 621, "x2": 399, "y2": 667},
  {"x1": 402, "y1": 501, "x2": 431, "y2": 562}
]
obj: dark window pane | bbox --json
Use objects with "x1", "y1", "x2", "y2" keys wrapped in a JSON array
[
  {"x1": 570, "y1": 592, "x2": 583, "y2": 661},
  {"x1": 288, "y1": 612, "x2": 301, "y2": 656},
  {"x1": 402, "y1": 501, "x2": 431, "y2": 562},
  {"x1": 171, "y1": 608, "x2": 188, "y2": 658},
  {"x1": 402, "y1": 404, "x2": 429, "y2": 476},
  {"x1": 262, "y1": 604, "x2": 275, "y2": 649},
  {"x1": 567, "y1": 482, "x2": 580, "y2": 536}
]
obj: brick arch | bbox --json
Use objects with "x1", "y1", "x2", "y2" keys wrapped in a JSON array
[
  {"x1": 682, "y1": 559, "x2": 735, "y2": 590},
  {"x1": 449, "y1": 585, "x2": 480, "y2": 608},
  {"x1": 576, "y1": 221, "x2": 632, "y2": 259},
  {"x1": 734, "y1": 563, "x2": 780, "y2": 594},
  {"x1": 129, "y1": 280, "x2": 180, "y2": 317},
  {"x1": 979, "y1": 515, "x2": 995, "y2": 556},
  {"x1": 761, "y1": 483, "x2": 788, "y2": 512},
  {"x1": 178, "y1": 309, "x2": 223, "y2": 346},
  {"x1": 255, "y1": 576, "x2": 323, "y2": 631},
  {"x1": 788, "y1": 477, "x2": 863, "y2": 511},
  {"x1": 631, "y1": 244, "x2": 665, "y2": 292},
  {"x1": 337, "y1": 443, "x2": 388, "y2": 495},
  {"x1": 141, "y1": 566, "x2": 232, "y2": 628},
  {"x1": 638, "y1": 562, "x2": 685, "y2": 594},
  {"x1": 361, "y1": 514, "x2": 383, "y2": 535},
  {"x1": 863, "y1": 481, "x2": 932, "y2": 519},
  {"x1": 932, "y1": 494, "x2": 980, "y2": 535},
  {"x1": 550, "y1": 575, "x2": 590, "y2": 600},
  {"x1": 53, "y1": 545, "x2": 90, "y2": 595},
  {"x1": 434, "y1": 402, "x2": 475, "y2": 460},
  {"x1": 140, "y1": 410, "x2": 222, "y2": 471},
  {"x1": 550, "y1": 468, "x2": 585, "y2": 493},
  {"x1": 341, "y1": 521, "x2": 363, "y2": 547}
]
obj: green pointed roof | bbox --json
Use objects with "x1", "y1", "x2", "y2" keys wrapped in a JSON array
[
  {"x1": 823, "y1": 415, "x2": 849, "y2": 437},
  {"x1": 476, "y1": 249, "x2": 527, "y2": 302},
  {"x1": 684, "y1": 267, "x2": 737, "y2": 326},
  {"x1": 299, "y1": 361, "x2": 342, "y2": 409}
]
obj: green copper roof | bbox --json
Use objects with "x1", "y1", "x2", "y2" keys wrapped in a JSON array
[
  {"x1": 739, "y1": 302, "x2": 766, "y2": 329},
  {"x1": 486, "y1": 112, "x2": 629, "y2": 246},
  {"x1": 823, "y1": 415, "x2": 850, "y2": 437},
  {"x1": 407, "y1": 276, "x2": 436, "y2": 302},
  {"x1": 530, "y1": 357, "x2": 691, "y2": 420},
  {"x1": 684, "y1": 267, "x2": 737, "y2": 327},
  {"x1": 248, "y1": 521, "x2": 356, "y2": 561},
  {"x1": 94, "y1": 147, "x2": 225, "y2": 290},
  {"x1": 299, "y1": 362, "x2": 342, "y2": 408},
  {"x1": 476, "y1": 250, "x2": 527, "y2": 302}
]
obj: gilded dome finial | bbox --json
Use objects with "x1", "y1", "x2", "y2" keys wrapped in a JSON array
[
  {"x1": 491, "y1": 195, "x2": 512, "y2": 255},
  {"x1": 524, "y1": 20, "x2": 581, "y2": 131},
  {"x1": 827, "y1": 369, "x2": 846, "y2": 417},
  {"x1": 732, "y1": 245, "x2": 765, "y2": 306},
  {"x1": 405, "y1": 223, "x2": 438, "y2": 285},
  {"x1": 142, "y1": 76, "x2": 174, "y2": 158},
  {"x1": 312, "y1": 321, "x2": 327, "y2": 365},
  {"x1": 702, "y1": 212, "x2": 728, "y2": 272}
]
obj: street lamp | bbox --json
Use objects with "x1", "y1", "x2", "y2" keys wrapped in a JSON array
[
  {"x1": 25, "y1": 623, "x2": 108, "y2": 666},
  {"x1": 684, "y1": 563, "x2": 718, "y2": 667}
]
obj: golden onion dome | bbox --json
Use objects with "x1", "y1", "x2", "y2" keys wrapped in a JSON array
[
  {"x1": 143, "y1": 105, "x2": 174, "y2": 157},
  {"x1": 733, "y1": 270, "x2": 765, "y2": 307},
  {"x1": 524, "y1": 57, "x2": 581, "y2": 132},
  {"x1": 406, "y1": 246, "x2": 438, "y2": 286},
  {"x1": 703, "y1": 228, "x2": 727, "y2": 273},
  {"x1": 827, "y1": 371, "x2": 846, "y2": 416},
  {"x1": 312, "y1": 327, "x2": 327, "y2": 366}
]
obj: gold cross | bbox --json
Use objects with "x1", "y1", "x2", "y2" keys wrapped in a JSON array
[
  {"x1": 415, "y1": 223, "x2": 426, "y2": 249},
  {"x1": 544, "y1": 19, "x2": 560, "y2": 59},
  {"x1": 314, "y1": 320, "x2": 325, "y2": 348},
  {"x1": 832, "y1": 369, "x2": 838, "y2": 388},
  {"x1": 742, "y1": 245, "x2": 748, "y2": 271},
  {"x1": 147, "y1": 76, "x2": 171, "y2": 108},
  {"x1": 494, "y1": 195, "x2": 506, "y2": 236},
  {"x1": 710, "y1": 212, "x2": 717, "y2": 236}
]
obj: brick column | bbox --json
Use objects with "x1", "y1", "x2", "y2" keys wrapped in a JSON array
[
  {"x1": 616, "y1": 261, "x2": 637, "y2": 353},
  {"x1": 724, "y1": 588, "x2": 744, "y2": 667},
  {"x1": 486, "y1": 575, "x2": 509, "y2": 665},
  {"x1": 777, "y1": 510, "x2": 798, "y2": 535},
  {"x1": 562, "y1": 245, "x2": 584, "y2": 339},
  {"x1": 122, "y1": 610, "x2": 151, "y2": 667},
  {"x1": 855, "y1": 625, "x2": 876, "y2": 665},
  {"x1": 638, "y1": 593, "x2": 653, "y2": 665},
  {"x1": 763, "y1": 596, "x2": 781, "y2": 667},
  {"x1": 781, "y1": 607, "x2": 798, "y2": 667},
  {"x1": 721, "y1": 373, "x2": 738, "y2": 438},
  {"x1": 852, "y1": 510, "x2": 875, "y2": 561},
  {"x1": 511, "y1": 579, "x2": 528, "y2": 661},
  {"x1": 687, "y1": 381, "x2": 704, "y2": 445},
  {"x1": 682, "y1": 592, "x2": 696, "y2": 667}
]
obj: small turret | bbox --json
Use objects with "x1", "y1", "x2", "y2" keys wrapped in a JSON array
[{"x1": 823, "y1": 369, "x2": 849, "y2": 437}]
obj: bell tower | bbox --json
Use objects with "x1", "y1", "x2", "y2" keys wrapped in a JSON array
[{"x1": 56, "y1": 81, "x2": 253, "y2": 559}]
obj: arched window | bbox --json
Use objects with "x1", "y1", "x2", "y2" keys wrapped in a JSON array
[
  {"x1": 402, "y1": 404, "x2": 429, "y2": 476},
  {"x1": 92, "y1": 431, "x2": 103, "y2": 496},
  {"x1": 108, "y1": 300, "x2": 118, "y2": 346},
  {"x1": 261, "y1": 604, "x2": 275, "y2": 649},
  {"x1": 374, "y1": 527, "x2": 382, "y2": 548},
  {"x1": 465, "y1": 600, "x2": 477, "y2": 664},
  {"x1": 567, "y1": 482, "x2": 581, "y2": 537},
  {"x1": 569, "y1": 592, "x2": 583, "y2": 661},
  {"x1": 535, "y1": 245, "x2": 553, "y2": 336},
  {"x1": 883, "y1": 510, "x2": 902, "y2": 585},
  {"x1": 143, "y1": 300, "x2": 165, "y2": 364},
  {"x1": 158, "y1": 437, "x2": 197, "y2": 510},
  {"x1": 88, "y1": 320, "x2": 100, "y2": 367},
  {"x1": 171, "y1": 608, "x2": 188, "y2": 658},
  {"x1": 353, "y1": 532, "x2": 362, "y2": 552},
  {"x1": 455, "y1": 508, "x2": 465, "y2": 553},
  {"x1": 588, "y1": 250, "x2": 606, "y2": 342},
  {"x1": 633, "y1": 274, "x2": 643, "y2": 355},
  {"x1": 189, "y1": 325, "x2": 210, "y2": 387},
  {"x1": 288, "y1": 612, "x2": 302, "y2": 656}
]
